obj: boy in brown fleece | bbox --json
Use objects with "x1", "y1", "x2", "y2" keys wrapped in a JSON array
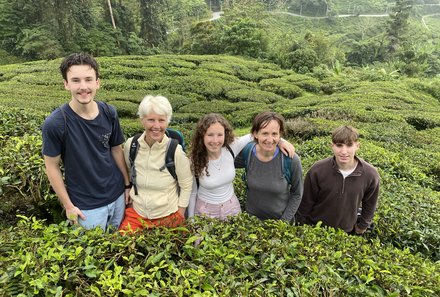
[{"x1": 296, "y1": 126, "x2": 380, "y2": 234}]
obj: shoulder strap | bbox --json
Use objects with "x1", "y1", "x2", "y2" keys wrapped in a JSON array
[
  {"x1": 163, "y1": 139, "x2": 179, "y2": 181},
  {"x1": 225, "y1": 144, "x2": 234, "y2": 159},
  {"x1": 165, "y1": 128, "x2": 185, "y2": 152},
  {"x1": 59, "y1": 102, "x2": 115, "y2": 160},
  {"x1": 241, "y1": 142, "x2": 256, "y2": 183},
  {"x1": 160, "y1": 138, "x2": 180, "y2": 196},
  {"x1": 97, "y1": 101, "x2": 116, "y2": 132},
  {"x1": 129, "y1": 133, "x2": 142, "y2": 165},
  {"x1": 282, "y1": 154, "x2": 293, "y2": 184},
  {"x1": 97, "y1": 101, "x2": 115, "y2": 120},
  {"x1": 242, "y1": 142, "x2": 255, "y2": 168},
  {"x1": 59, "y1": 104, "x2": 69, "y2": 160},
  {"x1": 129, "y1": 133, "x2": 142, "y2": 195}
]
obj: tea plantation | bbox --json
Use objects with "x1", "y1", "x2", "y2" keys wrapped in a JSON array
[{"x1": 0, "y1": 55, "x2": 439, "y2": 296}]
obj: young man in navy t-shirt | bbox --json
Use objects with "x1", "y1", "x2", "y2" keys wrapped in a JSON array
[{"x1": 42, "y1": 53, "x2": 130, "y2": 231}]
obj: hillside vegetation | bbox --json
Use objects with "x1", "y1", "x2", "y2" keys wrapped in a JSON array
[
  {"x1": 2, "y1": 0, "x2": 440, "y2": 81},
  {"x1": 0, "y1": 55, "x2": 439, "y2": 295}
]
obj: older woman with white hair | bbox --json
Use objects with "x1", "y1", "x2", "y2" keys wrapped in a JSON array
[{"x1": 119, "y1": 95, "x2": 193, "y2": 232}]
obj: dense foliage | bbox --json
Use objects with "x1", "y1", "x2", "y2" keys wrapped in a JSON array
[
  {"x1": 1, "y1": 216, "x2": 439, "y2": 296},
  {"x1": 0, "y1": 0, "x2": 209, "y2": 59},
  {"x1": 0, "y1": 54, "x2": 439, "y2": 294},
  {"x1": 2, "y1": 1, "x2": 440, "y2": 79}
]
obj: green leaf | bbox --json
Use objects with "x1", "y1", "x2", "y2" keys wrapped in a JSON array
[
  {"x1": 201, "y1": 283, "x2": 215, "y2": 291},
  {"x1": 89, "y1": 285, "x2": 101, "y2": 296},
  {"x1": 185, "y1": 236, "x2": 200, "y2": 245}
]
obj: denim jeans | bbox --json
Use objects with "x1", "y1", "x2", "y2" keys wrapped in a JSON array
[{"x1": 78, "y1": 193, "x2": 125, "y2": 231}]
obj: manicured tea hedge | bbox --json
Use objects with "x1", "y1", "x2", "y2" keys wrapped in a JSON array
[
  {"x1": 0, "y1": 216, "x2": 439, "y2": 296},
  {"x1": 0, "y1": 55, "x2": 439, "y2": 294}
]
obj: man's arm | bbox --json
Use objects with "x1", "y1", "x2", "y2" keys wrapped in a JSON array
[
  {"x1": 43, "y1": 155, "x2": 85, "y2": 223},
  {"x1": 356, "y1": 173, "x2": 380, "y2": 234},
  {"x1": 111, "y1": 145, "x2": 131, "y2": 204}
]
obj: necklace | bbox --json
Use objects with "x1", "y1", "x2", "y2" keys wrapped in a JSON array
[{"x1": 210, "y1": 157, "x2": 221, "y2": 171}]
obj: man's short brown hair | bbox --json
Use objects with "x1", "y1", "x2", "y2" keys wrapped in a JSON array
[{"x1": 331, "y1": 126, "x2": 359, "y2": 145}]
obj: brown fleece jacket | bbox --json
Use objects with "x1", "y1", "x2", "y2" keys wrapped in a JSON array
[{"x1": 296, "y1": 156, "x2": 380, "y2": 233}]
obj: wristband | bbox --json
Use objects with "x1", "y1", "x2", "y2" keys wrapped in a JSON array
[{"x1": 124, "y1": 183, "x2": 132, "y2": 189}]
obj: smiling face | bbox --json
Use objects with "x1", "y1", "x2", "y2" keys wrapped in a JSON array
[
  {"x1": 63, "y1": 65, "x2": 100, "y2": 106},
  {"x1": 331, "y1": 142, "x2": 360, "y2": 170},
  {"x1": 142, "y1": 112, "x2": 168, "y2": 146},
  {"x1": 253, "y1": 120, "x2": 281, "y2": 155},
  {"x1": 203, "y1": 122, "x2": 225, "y2": 158}
]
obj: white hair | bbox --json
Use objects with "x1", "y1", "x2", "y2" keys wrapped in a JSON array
[{"x1": 137, "y1": 95, "x2": 172, "y2": 123}]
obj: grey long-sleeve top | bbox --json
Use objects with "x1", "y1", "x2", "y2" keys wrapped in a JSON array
[{"x1": 238, "y1": 151, "x2": 303, "y2": 222}]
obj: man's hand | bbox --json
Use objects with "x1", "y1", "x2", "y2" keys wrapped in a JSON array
[
  {"x1": 66, "y1": 206, "x2": 86, "y2": 225},
  {"x1": 124, "y1": 188, "x2": 132, "y2": 205}
]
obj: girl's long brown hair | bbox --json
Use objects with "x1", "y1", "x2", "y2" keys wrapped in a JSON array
[{"x1": 190, "y1": 113, "x2": 235, "y2": 177}]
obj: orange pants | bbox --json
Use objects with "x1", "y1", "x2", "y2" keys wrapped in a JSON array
[{"x1": 119, "y1": 207, "x2": 185, "y2": 233}]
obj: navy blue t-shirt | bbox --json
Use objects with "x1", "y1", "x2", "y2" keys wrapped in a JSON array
[{"x1": 42, "y1": 101, "x2": 125, "y2": 210}]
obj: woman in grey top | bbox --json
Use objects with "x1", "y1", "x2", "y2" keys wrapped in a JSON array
[{"x1": 236, "y1": 111, "x2": 303, "y2": 222}]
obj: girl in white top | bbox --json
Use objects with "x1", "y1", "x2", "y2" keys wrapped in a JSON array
[{"x1": 188, "y1": 113, "x2": 294, "y2": 219}]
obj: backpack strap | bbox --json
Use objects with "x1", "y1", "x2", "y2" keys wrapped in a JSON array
[
  {"x1": 241, "y1": 142, "x2": 256, "y2": 184},
  {"x1": 161, "y1": 138, "x2": 178, "y2": 180},
  {"x1": 240, "y1": 142, "x2": 293, "y2": 185},
  {"x1": 60, "y1": 101, "x2": 115, "y2": 160},
  {"x1": 281, "y1": 153, "x2": 293, "y2": 184},
  {"x1": 98, "y1": 101, "x2": 115, "y2": 124},
  {"x1": 225, "y1": 144, "x2": 234, "y2": 159},
  {"x1": 129, "y1": 133, "x2": 142, "y2": 195},
  {"x1": 129, "y1": 130, "x2": 184, "y2": 196},
  {"x1": 160, "y1": 138, "x2": 180, "y2": 196},
  {"x1": 59, "y1": 104, "x2": 68, "y2": 160}
]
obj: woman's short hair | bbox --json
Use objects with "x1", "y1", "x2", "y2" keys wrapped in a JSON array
[
  {"x1": 332, "y1": 126, "x2": 359, "y2": 145},
  {"x1": 138, "y1": 95, "x2": 172, "y2": 123},
  {"x1": 251, "y1": 111, "x2": 286, "y2": 138}
]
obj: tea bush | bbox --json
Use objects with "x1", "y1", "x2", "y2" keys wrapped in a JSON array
[
  {"x1": 407, "y1": 78, "x2": 440, "y2": 100},
  {"x1": 284, "y1": 118, "x2": 328, "y2": 140},
  {"x1": 374, "y1": 174, "x2": 440, "y2": 260},
  {"x1": 0, "y1": 55, "x2": 439, "y2": 291},
  {"x1": 225, "y1": 88, "x2": 285, "y2": 104},
  {"x1": 0, "y1": 106, "x2": 47, "y2": 139},
  {"x1": 259, "y1": 78, "x2": 304, "y2": 99},
  {"x1": 0, "y1": 133, "x2": 62, "y2": 224},
  {"x1": 0, "y1": 216, "x2": 439, "y2": 296},
  {"x1": 283, "y1": 74, "x2": 322, "y2": 93}
]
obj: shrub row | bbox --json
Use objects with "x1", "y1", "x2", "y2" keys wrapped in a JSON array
[
  {"x1": 0, "y1": 55, "x2": 439, "y2": 267},
  {"x1": 0, "y1": 216, "x2": 439, "y2": 296}
]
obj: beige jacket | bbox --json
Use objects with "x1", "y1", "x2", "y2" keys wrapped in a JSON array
[{"x1": 124, "y1": 133, "x2": 193, "y2": 219}]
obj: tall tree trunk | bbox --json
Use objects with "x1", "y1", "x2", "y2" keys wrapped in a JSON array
[{"x1": 107, "y1": 0, "x2": 117, "y2": 29}]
